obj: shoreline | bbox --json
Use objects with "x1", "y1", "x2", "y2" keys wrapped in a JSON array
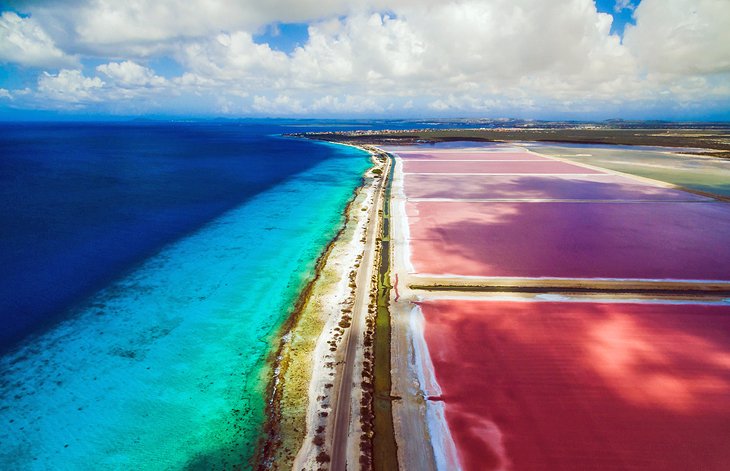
[
  {"x1": 289, "y1": 127, "x2": 730, "y2": 159},
  {"x1": 256, "y1": 137, "x2": 730, "y2": 470},
  {"x1": 0, "y1": 135, "x2": 371, "y2": 470},
  {"x1": 254, "y1": 144, "x2": 387, "y2": 469},
  {"x1": 254, "y1": 191, "x2": 354, "y2": 469},
  {"x1": 387, "y1": 147, "x2": 442, "y2": 471}
]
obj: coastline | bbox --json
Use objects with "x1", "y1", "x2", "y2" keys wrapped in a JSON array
[
  {"x1": 292, "y1": 126, "x2": 730, "y2": 159},
  {"x1": 387, "y1": 148, "x2": 443, "y2": 471},
  {"x1": 255, "y1": 144, "x2": 387, "y2": 469},
  {"x1": 0, "y1": 136, "x2": 372, "y2": 470},
  {"x1": 251, "y1": 135, "x2": 730, "y2": 470}
]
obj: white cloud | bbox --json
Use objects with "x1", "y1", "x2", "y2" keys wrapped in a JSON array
[
  {"x1": 310, "y1": 94, "x2": 382, "y2": 113},
  {"x1": 284, "y1": 1, "x2": 636, "y2": 101},
  {"x1": 0, "y1": 88, "x2": 11, "y2": 99},
  {"x1": 3, "y1": 0, "x2": 729, "y2": 116},
  {"x1": 38, "y1": 69, "x2": 104, "y2": 102},
  {"x1": 614, "y1": 0, "x2": 636, "y2": 12},
  {"x1": 288, "y1": 13, "x2": 427, "y2": 89},
  {"x1": 252, "y1": 94, "x2": 305, "y2": 114},
  {"x1": 0, "y1": 11, "x2": 76, "y2": 67},
  {"x1": 96, "y1": 60, "x2": 166, "y2": 87},
  {"x1": 428, "y1": 99, "x2": 450, "y2": 111},
  {"x1": 623, "y1": 0, "x2": 730, "y2": 76},
  {"x1": 178, "y1": 31, "x2": 288, "y2": 84},
  {"x1": 173, "y1": 72, "x2": 218, "y2": 90},
  {"x1": 29, "y1": 0, "x2": 357, "y2": 55}
]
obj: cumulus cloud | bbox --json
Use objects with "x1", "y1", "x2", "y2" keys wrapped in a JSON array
[
  {"x1": 272, "y1": 0, "x2": 643, "y2": 113},
  {"x1": 96, "y1": 60, "x2": 166, "y2": 87},
  {"x1": 38, "y1": 69, "x2": 103, "y2": 102},
  {"x1": 179, "y1": 32, "x2": 288, "y2": 84},
  {"x1": 165, "y1": 0, "x2": 636, "y2": 109},
  {"x1": 0, "y1": 88, "x2": 11, "y2": 99},
  {"x1": 252, "y1": 94, "x2": 305, "y2": 114},
  {"x1": 311, "y1": 94, "x2": 382, "y2": 113},
  {"x1": 1, "y1": 0, "x2": 729, "y2": 116},
  {"x1": 289, "y1": 14, "x2": 425, "y2": 89},
  {"x1": 25, "y1": 0, "x2": 359, "y2": 55},
  {"x1": 294, "y1": 2, "x2": 632, "y2": 94},
  {"x1": 0, "y1": 11, "x2": 76, "y2": 67},
  {"x1": 623, "y1": 0, "x2": 730, "y2": 76}
]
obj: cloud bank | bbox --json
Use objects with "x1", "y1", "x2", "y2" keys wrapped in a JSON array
[
  {"x1": 0, "y1": 11, "x2": 77, "y2": 67},
  {"x1": 1, "y1": 0, "x2": 729, "y2": 118}
]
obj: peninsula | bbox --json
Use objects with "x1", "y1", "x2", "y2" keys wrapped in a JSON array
[{"x1": 271, "y1": 124, "x2": 730, "y2": 470}]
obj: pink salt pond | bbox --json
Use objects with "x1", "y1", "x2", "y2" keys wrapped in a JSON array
[
  {"x1": 404, "y1": 174, "x2": 712, "y2": 201},
  {"x1": 394, "y1": 151, "x2": 551, "y2": 161},
  {"x1": 421, "y1": 300, "x2": 730, "y2": 471},
  {"x1": 402, "y1": 159, "x2": 602, "y2": 174},
  {"x1": 407, "y1": 201, "x2": 730, "y2": 280}
]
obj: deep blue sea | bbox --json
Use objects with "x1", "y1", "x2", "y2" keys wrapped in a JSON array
[
  {"x1": 0, "y1": 119, "x2": 484, "y2": 350},
  {"x1": 1, "y1": 123, "x2": 349, "y2": 346},
  {"x1": 0, "y1": 121, "x2": 375, "y2": 468},
  {"x1": 0, "y1": 119, "x2": 488, "y2": 468}
]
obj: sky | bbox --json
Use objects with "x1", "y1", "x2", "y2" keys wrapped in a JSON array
[{"x1": 0, "y1": 0, "x2": 729, "y2": 120}]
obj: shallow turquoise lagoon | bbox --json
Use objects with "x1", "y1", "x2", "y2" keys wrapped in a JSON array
[{"x1": 0, "y1": 143, "x2": 370, "y2": 469}]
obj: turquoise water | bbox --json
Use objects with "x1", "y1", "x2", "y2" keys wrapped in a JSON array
[{"x1": 0, "y1": 143, "x2": 370, "y2": 469}]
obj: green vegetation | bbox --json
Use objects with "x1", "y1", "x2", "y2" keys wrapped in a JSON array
[
  {"x1": 299, "y1": 127, "x2": 730, "y2": 159},
  {"x1": 373, "y1": 154, "x2": 399, "y2": 471}
]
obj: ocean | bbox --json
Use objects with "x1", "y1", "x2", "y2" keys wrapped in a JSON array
[{"x1": 0, "y1": 122, "x2": 371, "y2": 468}]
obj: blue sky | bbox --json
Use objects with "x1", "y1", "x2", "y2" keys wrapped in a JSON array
[
  {"x1": 253, "y1": 23, "x2": 311, "y2": 55},
  {"x1": 595, "y1": 0, "x2": 639, "y2": 36},
  {"x1": 0, "y1": 0, "x2": 729, "y2": 120}
]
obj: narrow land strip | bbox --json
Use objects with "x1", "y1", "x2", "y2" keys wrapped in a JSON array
[
  {"x1": 329, "y1": 151, "x2": 389, "y2": 469},
  {"x1": 256, "y1": 147, "x2": 386, "y2": 470},
  {"x1": 371, "y1": 151, "x2": 398, "y2": 471}
]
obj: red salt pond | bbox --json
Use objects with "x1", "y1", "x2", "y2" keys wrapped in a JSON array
[
  {"x1": 394, "y1": 151, "x2": 551, "y2": 161},
  {"x1": 421, "y1": 300, "x2": 730, "y2": 471},
  {"x1": 404, "y1": 174, "x2": 711, "y2": 201},
  {"x1": 407, "y1": 201, "x2": 730, "y2": 280},
  {"x1": 403, "y1": 160, "x2": 602, "y2": 175}
]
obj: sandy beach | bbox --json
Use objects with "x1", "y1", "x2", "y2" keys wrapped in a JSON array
[{"x1": 256, "y1": 146, "x2": 389, "y2": 470}]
